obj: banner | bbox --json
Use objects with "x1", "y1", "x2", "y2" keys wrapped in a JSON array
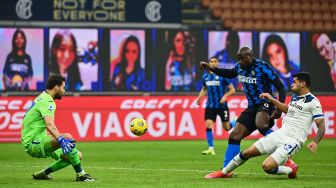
[
  {"x1": 0, "y1": 0, "x2": 181, "y2": 23},
  {"x1": 0, "y1": 95, "x2": 335, "y2": 142}
]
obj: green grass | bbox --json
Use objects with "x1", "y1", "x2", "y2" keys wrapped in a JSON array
[{"x1": 0, "y1": 139, "x2": 336, "y2": 188}]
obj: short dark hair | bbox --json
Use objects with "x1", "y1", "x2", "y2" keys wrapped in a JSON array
[
  {"x1": 293, "y1": 72, "x2": 311, "y2": 87},
  {"x1": 46, "y1": 74, "x2": 65, "y2": 90}
]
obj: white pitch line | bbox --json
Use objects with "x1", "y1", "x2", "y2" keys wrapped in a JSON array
[{"x1": 0, "y1": 164, "x2": 335, "y2": 178}]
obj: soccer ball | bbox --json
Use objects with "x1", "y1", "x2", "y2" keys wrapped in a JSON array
[{"x1": 130, "y1": 118, "x2": 148, "y2": 136}]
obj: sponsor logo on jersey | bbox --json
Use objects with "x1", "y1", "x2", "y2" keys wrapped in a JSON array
[
  {"x1": 289, "y1": 102, "x2": 303, "y2": 110},
  {"x1": 206, "y1": 81, "x2": 220, "y2": 86},
  {"x1": 239, "y1": 76, "x2": 257, "y2": 84}
]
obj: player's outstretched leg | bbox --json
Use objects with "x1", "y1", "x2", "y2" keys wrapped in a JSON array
[
  {"x1": 262, "y1": 156, "x2": 298, "y2": 179},
  {"x1": 223, "y1": 123, "x2": 250, "y2": 168},
  {"x1": 205, "y1": 144, "x2": 260, "y2": 178}
]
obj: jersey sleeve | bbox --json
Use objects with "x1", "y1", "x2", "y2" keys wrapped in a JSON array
[
  {"x1": 39, "y1": 101, "x2": 56, "y2": 117},
  {"x1": 311, "y1": 100, "x2": 324, "y2": 120},
  {"x1": 262, "y1": 63, "x2": 278, "y2": 81}
]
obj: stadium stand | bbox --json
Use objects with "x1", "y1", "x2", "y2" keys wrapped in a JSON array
[{"x1": 201, "y1": 0, "x2": 336, "y2": 31}]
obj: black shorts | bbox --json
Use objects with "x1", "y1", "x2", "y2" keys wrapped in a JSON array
[
  {"x1": 205, "y1": 108, "x2": 230, "y2": 122},
  {"x1": 236, "y1": 102, "x2": 275, "y2": 133}
]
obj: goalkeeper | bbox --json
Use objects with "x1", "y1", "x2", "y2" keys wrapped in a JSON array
[{"x1": 21, "y1": 75, "x2": 95, "y2": 182}]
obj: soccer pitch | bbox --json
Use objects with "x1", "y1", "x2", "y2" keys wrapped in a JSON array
[{"x1": 0, "y1": 139, "x2": 335, "y2": 188}]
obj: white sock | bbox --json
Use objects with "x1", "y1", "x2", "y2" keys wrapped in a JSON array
[
  {"x1": 276, "y1": 166, "x2": 292, "y2": 175},
  {"x1": 77, "y1": 170, "x2": 86, "y2": 176},
  {"x1": 222, "y1": 153, "x2": 246, "y2": 174},
  {"x1": 209, "y1": 147, "x2": 214, "y2": 150}
]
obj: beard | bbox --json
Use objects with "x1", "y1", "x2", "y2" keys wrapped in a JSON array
[{"x1": 54, "y1": 93, "x2": 62, "y2": 100}]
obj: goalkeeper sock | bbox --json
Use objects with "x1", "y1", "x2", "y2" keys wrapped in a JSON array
[
  {"x1": 45, "y1": 159, "x2": 70, "y2": 174},
  {"x1": 67, "y1": 147, "x2": 83, "y2": 173}
]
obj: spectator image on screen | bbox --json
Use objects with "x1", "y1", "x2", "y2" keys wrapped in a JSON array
[
  {"x1": 49, "y1": 29, "x2": 99, "y2": 91},
  {"x1": 260, "y1": 32, "x2": 300, "y2": 91},
  {"x1": 110, "y1": 30, "x2": 149, "y2": 91},
  {"x1": 165, "y1": 31, "x2": 196, "y2": 91},
  {"x1": 208, "y1": 31, "x2": 252, "y2": 91},
  {"x1": 312, "y1": 33, "x2": 336, "y2": 90},
  {"x1": 0, "y1": 28, "x2": 44, "y2": 91}
]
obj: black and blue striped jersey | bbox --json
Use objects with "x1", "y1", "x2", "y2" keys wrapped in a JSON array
[
  {"x1": 210, "y1": 58, "x2": 285, "y2": 108},
  {"x1": 203, "y1": 72, "x2": 230, "y2": 109},
  {"x1": 233, "y1": 58, "x2": 279, "y2": 107}
]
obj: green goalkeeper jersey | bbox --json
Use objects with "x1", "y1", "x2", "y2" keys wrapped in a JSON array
[{"x1": 21, "y1": 91, "x2": 56, "y2": 147}]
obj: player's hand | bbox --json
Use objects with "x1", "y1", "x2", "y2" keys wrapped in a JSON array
[
  {"x1": 220, "y1": 95, "x2": 227, "y2": 104},
  {"x1": 200, "y1": 61, "x2": 210, "y2": 70},
  {"x1": 259, "y1": 93, "x2": 272, "y2": 100},
  {"x1": 307, "y1": 141, "x2": 318, "y2": 153},
  {"x1": 57, "y1": 136, "x2": 76, "y2": 155},
  {"x1": 196, "y1": 98, "x2": 201, "y2": 105},
  {"x1": 271, "y1": 108, "x2": 282, "y2": 119}
]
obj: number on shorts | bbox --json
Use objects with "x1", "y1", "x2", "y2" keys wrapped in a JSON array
[
  {"x1": 283, "y1": 144, "x2": 298, "y2": 155},
  {"x1": 224, "y1": 111, "x2": 228, "y2": 118}
]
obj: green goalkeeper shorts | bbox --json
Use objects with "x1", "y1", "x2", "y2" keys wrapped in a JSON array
[{"x1": 25, "y1": 135, "x2": 62, "y2": 159}]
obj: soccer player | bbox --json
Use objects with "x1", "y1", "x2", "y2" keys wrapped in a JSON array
[
  {"x1": 196, "y1": 57, "x2": 236, "y2": 155},
  {"x1": 205, "y1": 72, "x2": 325, "y2": 178},
  {"x1": 200, "y1": 47, "x2": 288, "y2": 177},
  {"x1": 21, "y1": 75, "x2": 95, "y2": 182}
]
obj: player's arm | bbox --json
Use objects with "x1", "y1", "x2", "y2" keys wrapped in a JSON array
[
  {"x1": 307, "y1": 102, "x2": 325, "y2": 153},
  {"x1": 196, "y1": 86, "x2": 207, "y2": 105},
  {"x1": 44, "y1": 115, "x2": 62, "y2": 139},
  {"x1": 200, "y1": 61, "x2": 238, "y2": 78},
  {"x1": 307, "y1": 118, "x2": 325, "y2": 153},
  {"x1": 270, "y1": 77, "x2": 286, "y2": 103},
  {"x1": 259, "y1": 93, "x2": 288, "y2": 113},
  {"x1": 220, "y1": 84, "x2": 235, "y2": 104}
]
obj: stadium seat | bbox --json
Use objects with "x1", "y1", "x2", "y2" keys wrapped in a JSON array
[
  {"x1": 201, "y1": 0, "x2": 211, "y2": 8},
  {"x1": 232, "y1": 9, "x2": 243, "y2": 19},
  {"x1": 292, "y1": 11, "x2": 302, "y2": 21},
  {"x1": 221, "y1": 9, "x2": 232, "y2": 20},
  {"x1": 323, "y1": 21, "x2": 333, "y2": 31},
  {"x1": 280, "y1": 0, "x2": 291, "y2": 11},
  {"x1": 263, "y1": 10, "x2": 273, "y2": 20},
  {"x1": 273, "y1": 20, "x2": 285, "y2": 31},
  {"x1": 300, "y1": 0, "x2": 311, "y2": 11},
  {"x1": 303, "y1": 20, "x2": 314, "y2": 31},
  {"x1": 313, "y1": 20, "x2": 324, "y2": 31},
  {"x1": 252, "y1": 11, "x2": 263, "y2": 20},
  {"x1": 202, "y1": 0, "x2": 336, "y2": 31},
  {"x1": 261, "y1": 0, "x2": 272, "y2": 10},
  {"x1": 290, "y1": 1, "x2": 301, "y2": 12},
  {"x1": 221, "y1": 0, "x2": 231, "y2": 9},
  {"x1": 241, "y1": 9, "x2": 253, "y2": 19},
  {"x1": 310, "y1": 1, "x2": 321, "y2": 11}
]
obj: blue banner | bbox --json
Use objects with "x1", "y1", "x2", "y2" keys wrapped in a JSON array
[{"x1": 0, "y1": 0, "x2": 181, "y2": 23}]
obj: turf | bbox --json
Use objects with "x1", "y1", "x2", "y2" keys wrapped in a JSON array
[{"x1": 0, "y1": 139, "x2": 335, "y2": 188}]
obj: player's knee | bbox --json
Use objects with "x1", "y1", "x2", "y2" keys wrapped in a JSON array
[
  {"x1": 229, "y1": 132, "x2": 243, "y2": 142},
  {"x1": 62, "y1": 133, "x2": 74, "y2": 140},
  {"x1": 222, "y1": 122, "x2": 230, "y2": 131},
  {"x1": 262, "y1": 162, "x2": 274, "y2": 173},
  {"x1": 241, "y1": 149, "x2": 254, "y2": 159}
]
